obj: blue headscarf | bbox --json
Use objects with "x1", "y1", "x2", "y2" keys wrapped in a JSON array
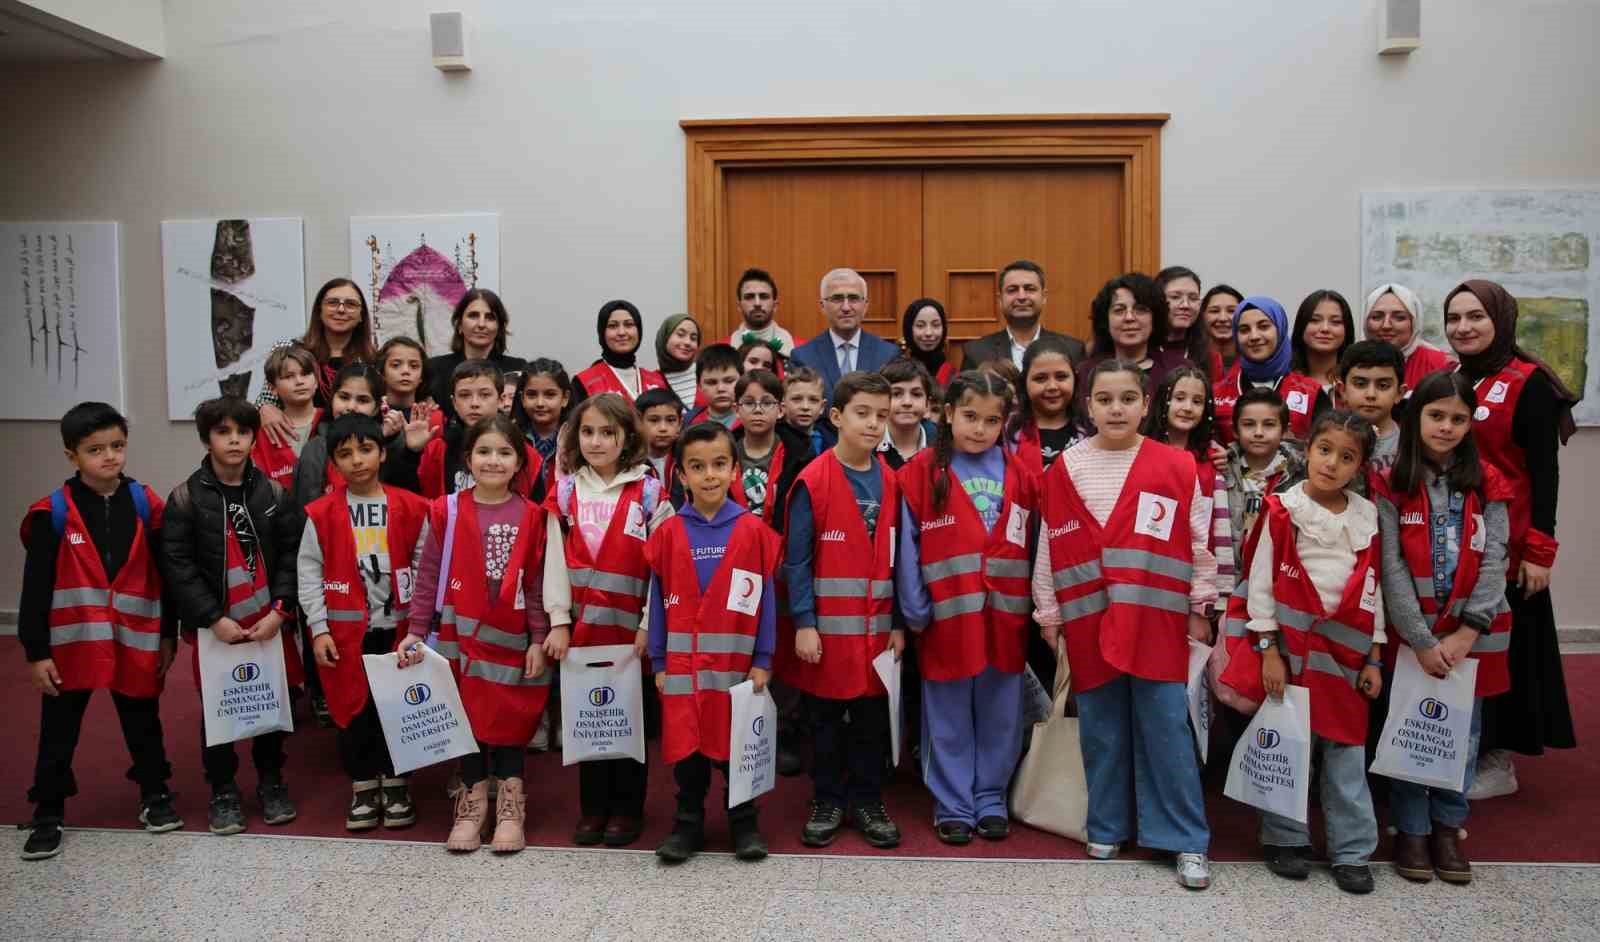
[{"x1": 1234, "y1": 295, "x2": 1293, "y2": 383}]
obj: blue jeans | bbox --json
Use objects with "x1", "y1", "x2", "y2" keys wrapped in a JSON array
[
  {"x1": 1076, "y1": 674, "x2": 1210, "y2": 853},
  {"x1": 920, "y1": 666, "x2": 1025, "y2": 826},
  {"x1": 1389, "y1": 696, "x2": 1484, "y2": 835},
  {"x1": 1259, "y1": 734, "x2": 1377, "y2": 866}
]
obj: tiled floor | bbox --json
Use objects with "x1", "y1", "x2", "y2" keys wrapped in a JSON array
[{"x1": 4, "y1": 829, "x2": 1597, "y2": 941}]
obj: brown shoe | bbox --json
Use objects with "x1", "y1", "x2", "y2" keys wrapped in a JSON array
[
  {"x1": 1431, "y1": 822, "x2": 1472, "y2": 884},
  {"x1": 1393, "y1": 833, "x2": 1434, "y2": 882},
  {"x1": 603, "y1": 816, "x2": 642, "y2": 846},
  {"x1": 574, "y1": 814, "x2": 608, "y2": 846},
  {"x1": 490, "y1": 777, "x2": 527, "y2": 853},
  {"x1": 445, "y1": 780, "x2": 488, "y2": 853}
]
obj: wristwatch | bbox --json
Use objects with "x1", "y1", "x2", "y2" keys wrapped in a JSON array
[{"x1": 1254, "y1": 634, "x2": 1276, "y2": 652}]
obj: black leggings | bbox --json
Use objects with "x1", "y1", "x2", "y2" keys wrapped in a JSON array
[{"x1": 461, "y1": 743, "x2": 523, "y2": 786}]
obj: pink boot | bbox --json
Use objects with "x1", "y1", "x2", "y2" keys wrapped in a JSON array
[
  {"x1": 490, "y1": 777, "x2": 527, "y2": 853},
  {"x1": 446, "y1": 780, "x2": 488, "y2": 853}
]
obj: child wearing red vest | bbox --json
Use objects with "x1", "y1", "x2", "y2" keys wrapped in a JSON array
[
  {"x1": 19, "y1": 402, "x2": 180, "y2": 860},
  {"x1": 646, "y1": 422, "x2": 782, "y2": 863},
  {"x1": 1444, "y1": 279, "x2": 1576, "y2": 798},
  {"x1": 897, "y1": 371, "x2": 1033, "y2": 845},
  {"x1": 1031, "y1": 360, "x2": 1217, "y2": 889},
  {"x1": 161, "y1": 397, "x2": 303, "y2": 837},
  {"x1": 731, "y1": 369, "x2": 810, "y2": 525},
  {"x1": 781, "y1": 372, "x2": 904, "y2": 850},
  {"x1": 418, "y1": 360, "x2": 545, "y2": 502},
  {"x1": 251, "y1": 344, "x2": 321, "y2": 489},
  {"x1": 636, "y1": 386, "x2": 683, "y2": 497},
  {"x1": 1008, "y1": 334, "x2": 1082, "y2": 478},
  {"x1": 1378, "y1": 373, "x2": 1512, "y2": 885},
  {"x1": 403, "y1": 415, "x2": 556, "y2": 853},
  {"x1": 298, "y1": 414, "x2": 431, "y2": 832},
  {"x1": 545, "y1": 393, "x2": 673, "y2": 847},
  {"x1": 1220, "y1": 410, "x2": 1387, "y2": 895}
]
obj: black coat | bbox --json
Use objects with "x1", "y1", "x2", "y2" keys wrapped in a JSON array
[{"x1": 159, "y1": 457, "x2": 302, "y2": 631}]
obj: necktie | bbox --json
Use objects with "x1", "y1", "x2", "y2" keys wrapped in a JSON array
[{"x1": 839, "y1": 341, "x2": 854, "y2": 375}]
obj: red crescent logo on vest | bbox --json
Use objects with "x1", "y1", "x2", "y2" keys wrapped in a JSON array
[
  {"x1": 739, "y1": 574, "x2": 757, "y2": 600},
  {"x1": 727, "y1": 567, "x2": 761, "y2": 616},
  {"x1": 1149, "y1": 502, "x2": 1168, "y2": 523}
]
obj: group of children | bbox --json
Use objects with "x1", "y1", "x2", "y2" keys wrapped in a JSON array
[{"x1": 18, "y1": 277, "x2": 1546, "y2": 899}]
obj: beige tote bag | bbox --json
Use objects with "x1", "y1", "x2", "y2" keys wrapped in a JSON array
[{"x1": 1009, "y1": 645, "x2": 1089, "y2": 843}]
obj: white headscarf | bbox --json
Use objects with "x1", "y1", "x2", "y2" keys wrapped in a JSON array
[{"x1": 1360, "y1": 283, "x2": 1440, "y2": 359}]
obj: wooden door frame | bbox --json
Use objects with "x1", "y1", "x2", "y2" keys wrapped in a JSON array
[{"x1": 682, "y1": 113, "x2": 1169, "y2": 338}]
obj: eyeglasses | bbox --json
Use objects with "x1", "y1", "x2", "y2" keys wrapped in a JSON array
[
  {"x1": 738, "y1": 398, "x2": 780, "y2": 412},
  {"x1": 323, "y1": 298, "x2": 362, "y2": 312},
  {"x1": 824, "y1": 293, "x2": 865, "y2": 307}
]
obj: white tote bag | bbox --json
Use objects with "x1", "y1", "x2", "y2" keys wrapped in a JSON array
[
  {"x1": 871, "y1": 647, "x2": 903, "y2": 767},
  {"x1": 197, "y1": 629, "x2": 295, "y2": 747},
  {"x1": 1224, "y1": 684, "x2": 1312, "y2": 824},
  {"x1": 1021, "y1": 664, "x2": 1054, "y2": 727},
  {"x1": 362, "y1": 646, "x2": 478, "y2": 775},
  {"x1": 726, "y1": 680, "x2": 778, "y2": 808},
  {"x1": 1009, "y1": 646, "x2": 1088, "y2": 843},
  {"x1": 1186, "y1": 638, "x2": 1214, "y2": 764},
  {"x1": 561, "y1": 645, "x2": 646, "y2": 765},
  {"x1": 1369, "y1": 645, "x2": 1479, "y2": 791}
]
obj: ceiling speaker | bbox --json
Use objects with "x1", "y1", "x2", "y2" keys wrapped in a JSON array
[
  {"x1": 431, "y1": 12, "x2": 470, "y2": 72},
  {"x1": 1379, "y1": 0, "x2": 1420, "y2": 55}
]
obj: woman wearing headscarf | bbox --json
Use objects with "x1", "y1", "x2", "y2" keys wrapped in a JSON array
[
  {"x1": 902, "y1": 297, "x2": 955, "y2": 386},
  {"x1": 654, "y1": 312, "x2": 704, "y2": 410},
  {"x1": 1443, "y1": 279, "x2": 1578, "y2": 799},
  {"x1": 1361, "y1": 283, "x2": 1456, "y2": 390},
  {"x1": 1211, "y1": 295, "x2": 1329, "y2": 445},
  {"x1": 572, "y1": 299, "x2": 669, "y2": 406}
]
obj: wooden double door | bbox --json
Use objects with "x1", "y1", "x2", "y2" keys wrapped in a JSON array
[{"x1": 722, "y1": 164, "x2": 1127, "y2": 359}]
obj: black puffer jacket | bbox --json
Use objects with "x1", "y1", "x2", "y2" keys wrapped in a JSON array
[{"x1": 159, "y1": 457, "x2": 302, "y2": 631}]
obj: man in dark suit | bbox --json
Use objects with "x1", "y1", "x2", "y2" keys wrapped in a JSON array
[
  {"x1": 960, "y1": 259, "x2": 1087, "y2": 372},
  {"x1": 789, "y1": 267, "x2": 901, "y2": 405}
]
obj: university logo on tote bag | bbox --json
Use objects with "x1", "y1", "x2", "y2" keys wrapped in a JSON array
[
  {"x1": 1224, "y1": 684, "x2": 1312, "y2": 824},
  {"x1": 561, "y1": 644, "x2": 646, "y2": 765},
  {"x1": 363, "y1": 646, "x2": 478, "y2": 775},
  {"x1": 1369, "y1": 645, "x2": 1478, "y2": 791},
  {"x1": 727, "y1": 680, "x2": 778, "y2": 808},
  {"x1": 197, "y1": 629, "x2": 295, "y2": 747}
]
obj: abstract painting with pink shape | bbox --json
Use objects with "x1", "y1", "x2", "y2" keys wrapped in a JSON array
[{"x1": 350, "y1": 214, "x2": 501, "y2": 356}]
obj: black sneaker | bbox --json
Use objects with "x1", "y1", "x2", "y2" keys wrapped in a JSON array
[
  {"x1": 380, "y1": 776, "x2": 416, "y2": 829},
  {"x1": 849, "y1": 802, "x2": 901, "y2": 849},
  {"x1": 655, "y1": 812, "x2": 705, "y2": 864},
  {"x1": 1333, "y1": 864, "x2": 1376, "y2": 895},
  {"x1": 346, "y1": 780, "x2": 381, "y2": 831},
  {"x1": 935, "y1": 820, "x2": 973, "y2": 846},
  {"x1": 21, "y1": 817, "x2": 63, "y2": 860},
  {"x1": 1263, "y1": 844, "x2": 1312, "y2": 880},
  {"x1": 800, "y1": 799, "x2": 845, "y2": 847},
  {"x1": 257, "y1": 777, "x2": 297, "y2": 826},
  {"x1": 138, "y1": 792, "x2": 183, "y2": 833},
  {"x1": 975, "y1": 816, "x2": 1010, "y2": 841},
  {"x1": 208, "y1": 786, "x2": 246, "y2": 836}
]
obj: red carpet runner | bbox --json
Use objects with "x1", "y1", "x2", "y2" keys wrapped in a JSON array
[{"x1": 3, "y1": 638, "x2": 1593, "y2": 862}]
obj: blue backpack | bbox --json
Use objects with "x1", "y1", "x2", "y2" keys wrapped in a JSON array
[{"x1": 47, "y1": 479, "x2": 152, "y2": 538}]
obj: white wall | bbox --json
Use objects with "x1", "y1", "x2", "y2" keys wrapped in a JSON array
[
  {"x1": 9, "y1": 0, "x2": 167, "y2": 57},
  {"x1": 1, "y1": 0, "x2": 1598, "y2": 621}
]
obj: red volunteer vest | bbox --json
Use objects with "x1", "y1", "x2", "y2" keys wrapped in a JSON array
[
  {"x1": 897, "y1": 449, "x2": 1033, "y2": 681},
  {"x1": 1468, "y1": 358, "x2": 1556, "y2": 571},
  {"x1": 575, "y1": 361, "x2": 669, "y2": 404},
  {"x1": 1041, "y1": 440, "x2": 1196, "y2": 693},
  {"x1": 419, "y1": 437, "x2": 543, "y2": 501},
  {"x1": 1391, "y1": 467, "x2": 1513, "y2": 697},
  {"x1": 551, "y1": 476, "x2": 653, "y2": 648},
  {"x1": 1405, "y1": 345, "x2": 1455, "y2": 390},
  {"x1": 1012, "y1": 422, "x2": 1045, "y2": 480},
  {"x1": 647, "y1": 511, "x2": 779, "y2": 763},
  {"x1": 1219, "y1": 496, "x2": 1379, "y2": 745},
  {"x1": 250, "y1": 410, "x2": 320, "y2": 487},
  {"x1": 1213, "y1": 369, "x2": 1320, "y2": 446},
  {"x1": 22, "y1": 484, "x2": 165, "y2": 696},
  {"x1": 430, "y1": 490, "x2": 551, "y2": 746},
  {"x1": 304, "y1": 485, "x2": 429, "y2": 727},
  {"x1": 190, "y1": 513, "x2": 304, "y2": 689},
  {"x1": 779, "y1": 450, "x2": 896, "y2": 700}
]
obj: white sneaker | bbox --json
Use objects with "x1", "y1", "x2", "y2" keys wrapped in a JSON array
[
  {"x1": 1176, "y1": 852, "x2": 1211, "y2": 889},
  {"x1": 1086, "y1": 841, "x2": 1122, "y2": 860},
  {"x1": 1466, "y1": 750, "x2": 1518, "y2": 800}
]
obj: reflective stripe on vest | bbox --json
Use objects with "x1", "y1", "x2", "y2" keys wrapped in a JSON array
[
  {"x1": 921, "y1": 553, "x2": 981, "y2": 583},
  {"x1": 577, "y1": 603, "x2": 641, "y2": 630},
  {"x1": 1051, "y1": 560, "x2": 1102, "y2": 593},
  {"x1": 814, "y1": 577, "x2": 893, "y2": 600},
  {"x1": 815, "y1": 613, "x2": 893, "y2": 635},
  {"x1": 463, "y1": 658, "x2": 550, "y2": 687},
  {"x1": 53, "y1": 586, "x2": 109, "y2": 608},
  {"x1": 50, "y1": 622, "x2": 115, "y2": 645},
  {"x1": 985, "y1": 558, "x2": 1031, "y2": 579},
  {"x1": 226, "y1": 566, "x2": 271, "y2": 621},
  {"x1": 1105, "y1": 583, "x2": 1189, "y2": 615},
  {"x1": 570, "y1": 566, "x2": 649, "y2": 597},
  {"x1": 666, "y1": 631, "x2": 756, "y2": 656},
  {"x1": 1277, "y1": 602, "x2": 1368, "y2": 660},
  {"x1": 661, "y1": 673, "x2": 695, "y2": 695},
  {"x1": 1102, "y1": 547, "x2": 1193, "y2": 584},
  {"x1": 1287, "y1": 649, "x2": 1362, "y2": 686}
]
